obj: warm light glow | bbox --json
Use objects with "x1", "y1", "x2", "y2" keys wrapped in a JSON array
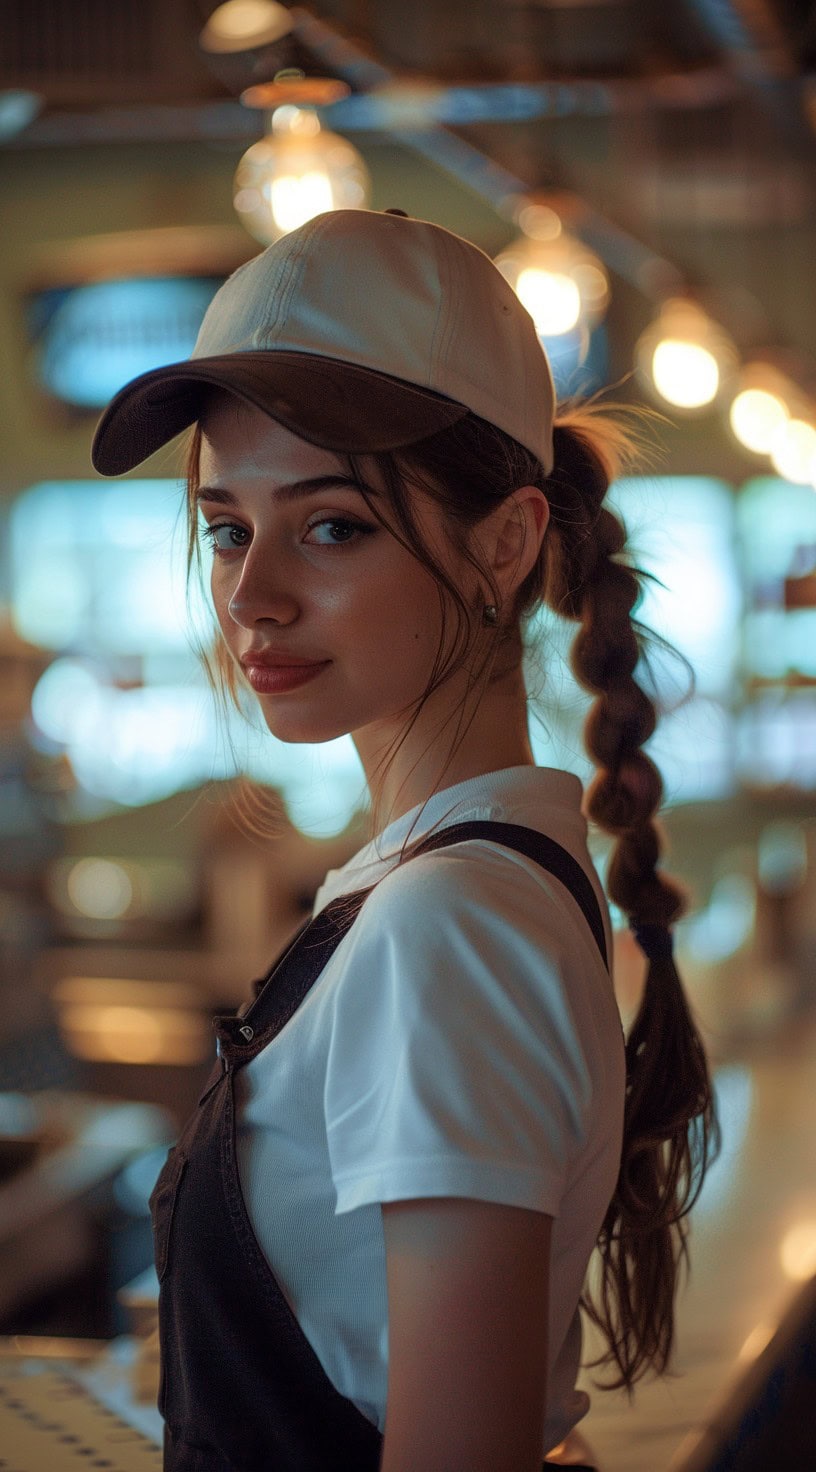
[
  {"x1": 59, "y1": 1003, "x2": 209, "y2": 1065},
  {"x1": 100, "y1": 1005, "x2": 163, "y2": 1063},
  {"x1": 652, "y1": 339, "x2": 720, "y2": 408},
  {"x1": 515, "y1": 204, "x2": 562, "y2": 242},
  {"x1": 54, "y1": 977, "x2": 201, "y2": 1009},
  {"x1": 269, "y1": 170, "x2": 335, "y2": 233},
  {"x1": 737, "y1": 1321, "x2": 775, "y2": 1363},
  {"x1": 730, "y1": 387, "x2": 791, "y2": 454},
  {"x1": 66, "y1": 857, "x2": 134, "y2": 920},
  {"x1": 212, "y1": 0, "x2": 277, "y2": 40},
  {"x1": 200, "y1": 0, "x2": 292, "y2": 52},
  {"x1": 779, "y1": 1221, "x2": 816, "y2": 1281},
  {"x1": 636, "y1": 298, "x2": 737, "y2": 414},
  {"x1": 570, "y1": 261, "x2": 609, "y2": 307},
  {"x1": 769, "y1": 417, "x2": 816, "y2": 485},
  {"x1": 495, "y1": 222, "x2": 610, "y2": 335},
  {"x1": 271, "y1": 104, "x2": 320, "y2": 137},
  {"x1": 515, "y1": 267, "x2": 581, "y2": 335},
  {"x1": 233, "y1": 118, "x2": 370, "y2": 245},
  {"x1": 53, "y1": 979, "x2": 209, "y2": 1067}
]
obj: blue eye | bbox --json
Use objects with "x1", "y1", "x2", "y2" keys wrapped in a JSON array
[
  {"x1": 304, "y1": 515, "x2": 368, "y2": 544},
  {"x1": 199, "y1": 522, "x2": 246, "y2": 555},
  {"x1": 199, "y1": 517, "x2": 374, "y2": 556}
]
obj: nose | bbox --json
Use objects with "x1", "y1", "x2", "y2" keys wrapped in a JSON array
[{"x1": 225, "y1": 544, "x2": 300, "y2": 628}]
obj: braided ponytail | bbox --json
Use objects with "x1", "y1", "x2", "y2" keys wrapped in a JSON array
[
  {"x1": 183, "y1": 390, "x2": 723, "y2": 1396},
  {"x1": 544, "y1": 407, "x2": 723, "y2": 1395}
]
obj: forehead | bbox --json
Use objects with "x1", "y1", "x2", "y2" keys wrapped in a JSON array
[
  {"x1": 197, "y1": 393, "x2": 350, "y2": 480},
  {"x1": 194, "y1": 390, "x2": 449, "y2": 551}
]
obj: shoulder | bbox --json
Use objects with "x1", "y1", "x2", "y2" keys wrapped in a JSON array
[
  {"x1": 351, "y1": 833, "x2": 603, "y2": 977},
  {"x1": 328, "y1": 838, "x2": 574, "y2": 1025},
  {"x1": 361, "y1": 835, "x2": 559, "y2": 927}
]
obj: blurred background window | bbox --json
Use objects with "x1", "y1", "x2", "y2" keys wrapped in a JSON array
[
  {"x1": 527, "y1": 473, "x2": 741, "y2": 807},
  {"x1": 28, "y1": 277, "x2": 223, "y2": 409}
]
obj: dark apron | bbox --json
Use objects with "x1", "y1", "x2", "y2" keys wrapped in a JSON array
[{"x1": 149, "y1": 819, "x2": 608, "y2": 1471}]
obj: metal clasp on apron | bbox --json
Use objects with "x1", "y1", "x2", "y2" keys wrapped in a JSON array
[{"x1": 213, "y1": 1014, "x2": 259, "y2": 1054}]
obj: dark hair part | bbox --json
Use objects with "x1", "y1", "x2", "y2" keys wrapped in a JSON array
[{"x1": 180, "y1": 390, "x2": 722, "y2": 1398}]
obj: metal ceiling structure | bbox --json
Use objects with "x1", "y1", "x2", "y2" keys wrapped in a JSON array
[{"x1": 1, "y1": 0, "x2": 814, "y2": 375}]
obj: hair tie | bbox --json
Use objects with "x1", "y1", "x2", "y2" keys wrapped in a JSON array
[{"x1": 631, "y1": 922, "x2": 675, "y2": 964}]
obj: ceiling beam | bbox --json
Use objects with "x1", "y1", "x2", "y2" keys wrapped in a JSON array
[
  {"x1": 1, "y1": 66, "x2": 755, "y2": 150},
  {"x1": 682, "y1": 0, "x2": 816, "y2": 150}
]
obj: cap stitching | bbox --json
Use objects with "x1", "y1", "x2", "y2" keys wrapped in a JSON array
[
  {"x1": 418, "y1": 220, "x2": 450, "y2": 388},
  {"x1": 254, "y1": 212, "x2": 336, "y2": 349}
]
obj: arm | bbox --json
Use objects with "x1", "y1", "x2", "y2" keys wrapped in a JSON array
[{"x1": 380, "y1": 1196, "x2": 553, "y2": 1472}]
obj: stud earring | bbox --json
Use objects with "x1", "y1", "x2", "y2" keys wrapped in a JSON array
[{"x1": 482, "y1": 603, "x2": 499, "y2": 626}]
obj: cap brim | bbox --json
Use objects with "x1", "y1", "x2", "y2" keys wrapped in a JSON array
[{"x1": 91, "y1": 351, "x2": 470, "y2": 476}]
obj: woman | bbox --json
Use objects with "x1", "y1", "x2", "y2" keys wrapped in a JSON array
[{"x1": 92, "y1": 207, "x2": 721, "y2": 1472}]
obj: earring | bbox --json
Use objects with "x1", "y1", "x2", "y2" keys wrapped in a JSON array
[{"x1": 482, "y1": 603, "x2": 499, "y2": 626}]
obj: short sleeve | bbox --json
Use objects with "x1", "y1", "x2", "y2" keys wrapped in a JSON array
[{"x1": 323, "y1": 844, "x2": 595, "y2": 1218}]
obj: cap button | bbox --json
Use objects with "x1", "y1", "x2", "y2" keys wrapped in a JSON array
[{"x1": 384, "y1": 208, "x2": 409, "y2": 217}]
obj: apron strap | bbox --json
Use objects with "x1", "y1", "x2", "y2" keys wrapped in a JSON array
[
  {"x1": 402, "y1": 820, "x2": 609, "y2": 972},
  {"x1": 238, "y1": 818, "x2": 609, "y2": 1038}
]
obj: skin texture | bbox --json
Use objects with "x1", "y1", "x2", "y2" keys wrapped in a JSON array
[
  {"x1": 380, "y1": 1197, "x2": 554, "y2": 1472},
  {"x1": 197, "y1": 392, "x2": 550, "y2": 824}
]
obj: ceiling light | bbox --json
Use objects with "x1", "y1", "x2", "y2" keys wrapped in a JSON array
[
  {"x1": 728, "y1": 363, "x2": 794, "y2": 456},
  {"x1": 234, "y1": 114, "x2": 370, "y2": 242},
  {"x1": 769, "y1": 417, "x2": 816, "y2": 486},
  {"x1": 199, "y1": 0, "x2": 294, "y2": 54},
  {"x1": 493, "y1": 217, "x2": 610, "y2": 338},
  {"x1": 636, "y1": 298, "x2": 738, "y2": 412},
  {"x1": 517, "y1": 268, "x2": 581, "y2": 335},
  {"x1": 730, "y1": 388, "x2": 790, "y2": 455},
  {"x1": 654, "y1": 339, "x2": 721, "y2": 408}
]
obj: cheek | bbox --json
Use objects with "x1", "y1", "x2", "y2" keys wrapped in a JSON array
[{"x1": 352, "y1": 561, "x2": 442, "y2": 649}]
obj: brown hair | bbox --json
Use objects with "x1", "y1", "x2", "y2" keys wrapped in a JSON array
[{"x1": 179, "y1": 388, "x2": 722, "y2": 1398}]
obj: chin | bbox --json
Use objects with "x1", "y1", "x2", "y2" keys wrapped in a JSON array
[{"x1": 259, "y1": 712, "x2": 351, "y2": 746}]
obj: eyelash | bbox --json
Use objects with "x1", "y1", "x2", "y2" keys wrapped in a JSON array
[{"x1": 199, "y1": 516, "x2": 375, "y2": 557}]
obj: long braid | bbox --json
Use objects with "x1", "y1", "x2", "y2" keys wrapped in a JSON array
[{"x1": 543, "y1": 414, "x2": 722, "y2": 1392}]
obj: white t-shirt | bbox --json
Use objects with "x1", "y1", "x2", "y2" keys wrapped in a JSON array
[{"x1": 235, "y1": 763, "x2": 626, "y2": 1457}]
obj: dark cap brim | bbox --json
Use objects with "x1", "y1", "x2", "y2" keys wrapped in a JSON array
[{"x1": 91, "y1": 351, "x2": 470, "y2": 476}]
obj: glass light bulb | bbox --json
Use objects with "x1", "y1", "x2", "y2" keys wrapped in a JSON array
[
  {"x1": 515, "y1": 268, "x2": 581, "y2": 336},
  {"x1": 215, "y1": 0, "x2": 275, "y2": 39},
  {"x1": 730, "y1": 388, "x2": 790, "y2": 454},
  {"x1": 769, "y1": 418, "x2": 816, "y2": 485},
  {"x1": 204, "y1": 0, "x2": 288, "y2": 47},
  {"x1": 516, "y1": 204, "x2": 562, "y2": 242},
  {"x1": 269, "y1": 170, "x2": 334, "y2": 233},
  {"x1": 652, "y1": 339, "x2": 720, "y2": 408},
  {"x1": 234, "y1": 125, "x2": 370, "y2": 244}
]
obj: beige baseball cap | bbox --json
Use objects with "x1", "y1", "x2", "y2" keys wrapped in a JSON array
[{"x1": 91, "y1": 207, "x2": 556, "y2": 477}]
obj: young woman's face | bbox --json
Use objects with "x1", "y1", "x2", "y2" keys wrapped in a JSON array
[{"x1": 197, "y1": 393, "x2": 473, "y2": 751}]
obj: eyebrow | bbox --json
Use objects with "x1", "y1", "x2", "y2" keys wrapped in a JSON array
[{"x1": 195, "y1": 475, "x2": 377, "y2": 507}]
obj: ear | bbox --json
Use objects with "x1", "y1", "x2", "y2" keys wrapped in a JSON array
[{"x1": 483, "y1": 485, "x2": 550, "y2": 605}]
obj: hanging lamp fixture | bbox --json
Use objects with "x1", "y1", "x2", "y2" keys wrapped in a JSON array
[{"x1": 233, "y1": 70, "x2": 370, "y2": 244}]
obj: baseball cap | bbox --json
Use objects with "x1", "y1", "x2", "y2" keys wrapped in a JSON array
[{"x1": 91, "y1": 207, "x2": 557, "y2": 477}]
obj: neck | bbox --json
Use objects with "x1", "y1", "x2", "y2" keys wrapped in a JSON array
[{"x1": 352, "y1": 658, "x2": 535, "y2": 830}]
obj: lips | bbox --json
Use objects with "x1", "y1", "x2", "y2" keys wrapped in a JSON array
[
  {"x1": 240, "y1": 654, "x2": 329, "y2": 669},
  {"x1": 244, "y1": 660, "x2": 330, "y2": 694}
]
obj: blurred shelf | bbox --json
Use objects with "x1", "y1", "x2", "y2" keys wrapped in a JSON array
[
  {"x1": 743, "y1": 673, "x2": 816, "y2": 690},
  {"x1": 32, "y1": 941, "x2": 288, "y2": 1008},
  {"x1": 0, "y1": 1091, "x2": 172, "y2": 1321}
]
